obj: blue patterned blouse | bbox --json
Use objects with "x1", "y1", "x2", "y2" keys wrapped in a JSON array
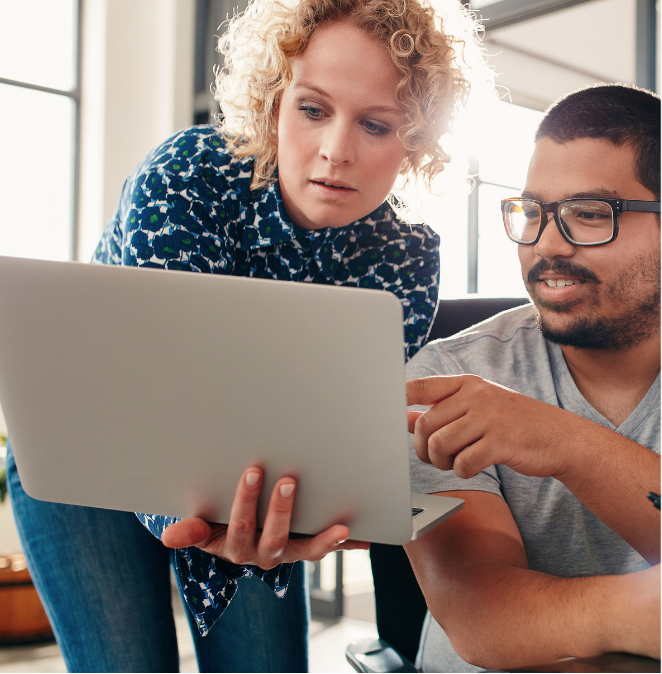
[{"x1": 93, "y1": 125, "x2": 440, "y2": 636}]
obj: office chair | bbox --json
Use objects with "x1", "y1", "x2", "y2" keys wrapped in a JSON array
[{"x1": 347, "y1": 296, "x2": 530, "y2": 673}]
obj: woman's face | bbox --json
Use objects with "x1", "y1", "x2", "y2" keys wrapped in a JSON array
[{"x1": 277, "y1": 21, "x2": 408, "y2": 231}]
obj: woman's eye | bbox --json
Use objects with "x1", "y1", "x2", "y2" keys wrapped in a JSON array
[
  {"x1": 363, "y1": 120, "x2": 389, "y2": 135},
  {"x1": 300, "y1": 105, "x2": 325, "y2": 120}
]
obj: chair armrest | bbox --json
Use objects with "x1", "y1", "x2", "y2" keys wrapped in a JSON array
[{"x1": 346, "y1": 638, "x2": 418, "y2": 673}]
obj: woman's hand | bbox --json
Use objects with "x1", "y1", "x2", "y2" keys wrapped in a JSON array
[{"x1": 160, "y1": 468, "x2": 369, "y2": 568}]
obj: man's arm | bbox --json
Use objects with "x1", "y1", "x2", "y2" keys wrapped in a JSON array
[
  {"x1": 405, "y1": 489, "x2": 660, "y2": 670},
  {"x1": 407, "y1": 375, "x2": 661, "y2": 563}
]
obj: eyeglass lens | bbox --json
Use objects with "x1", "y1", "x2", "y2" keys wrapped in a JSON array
[{"x1": 504, "y1": 199, "x2": 615, "y2": 244}]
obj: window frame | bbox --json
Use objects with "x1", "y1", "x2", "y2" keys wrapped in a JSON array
[
  {"x1": 0, "y1": 0, "x2": 83, "y2": 261},
  {"x1": 466, "y1": 0, "x2": 657, "y2": 296}
]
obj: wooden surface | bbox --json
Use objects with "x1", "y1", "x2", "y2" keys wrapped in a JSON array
[{"x1": 0, "y1": 554, "x2": 54, "y2": 643}]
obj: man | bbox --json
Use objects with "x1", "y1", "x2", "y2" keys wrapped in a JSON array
[{"x1": 405, "y1": 83, "x2": 661, "y2": 672}]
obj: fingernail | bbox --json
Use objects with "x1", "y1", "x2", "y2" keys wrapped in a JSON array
[
  {"x1": 280, "y1": 483, "x2": 295, "y2": 498},
  {"x1": 335, "y1": 539, "x2": 347, "y2": 546},
  {"x1": 246, "y1": 472, "x2": 260, "y2": 487}
]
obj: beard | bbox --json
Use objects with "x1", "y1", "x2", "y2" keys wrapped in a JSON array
[{"x1": 525, "y1": 255, "x2": 661, "y2": 350}]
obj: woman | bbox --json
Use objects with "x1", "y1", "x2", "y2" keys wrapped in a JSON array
[{"x1": 7, "y1": 0, "x2": 487, "y2": 671}]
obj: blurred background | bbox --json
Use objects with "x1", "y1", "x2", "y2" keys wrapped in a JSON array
[{"x1": 0, "y1": 0, "x2": 658, "y2": 670}]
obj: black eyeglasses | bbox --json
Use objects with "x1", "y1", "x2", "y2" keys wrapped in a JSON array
[{"x1": 501, "y1": 197, "x2": 661, "y2": 246}]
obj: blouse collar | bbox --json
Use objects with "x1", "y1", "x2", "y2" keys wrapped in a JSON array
[{"x1": 239, "y1": 175, "x2": 399, "y2": 253}]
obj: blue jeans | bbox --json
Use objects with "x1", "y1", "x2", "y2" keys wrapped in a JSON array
[{"x1": 7, "y1": 441, "x2": 309, "y2": 672}]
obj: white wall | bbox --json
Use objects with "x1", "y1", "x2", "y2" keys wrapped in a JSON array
[{"x1": 78, "y1": 0, "x2": 196, "y2": 262}]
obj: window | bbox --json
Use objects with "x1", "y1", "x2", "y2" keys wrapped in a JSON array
[
  {"x1": 194, "y1": 0, "x2": 247, "y2": 125},
  {"x1": 192, "y1": 0, "x2": 657, "y2": 302},
  {"x1": 0, "y1": 0, "x2": 81, "y2": 261},
  {"x1": 460, "y1": 0, "x2": 655, "y2": 298}
]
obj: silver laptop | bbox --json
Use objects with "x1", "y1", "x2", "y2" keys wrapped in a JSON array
[{"x1": 0, "y1": 255, "x2": 463, "y2": 545}]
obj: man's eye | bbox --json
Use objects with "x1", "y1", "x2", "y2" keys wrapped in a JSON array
[
  {"x1": 576, "y1": 210, "x2": 609, "y2": 221},
  {"x1": 363, "y1": 120, "x2": 389, "y2": 135}
]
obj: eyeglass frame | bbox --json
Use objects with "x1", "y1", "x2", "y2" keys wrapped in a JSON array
[{"x1": 501, "y1": 197, "x2": 661, "y2": 247}]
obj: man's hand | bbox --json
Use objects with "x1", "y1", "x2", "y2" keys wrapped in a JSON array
[
  {"x1": 407, "y1": 374, "x2": 577, "y2": 480},
  {"x1": 407, "y1": 375, "x2": 660, "y2": 563},
  {"x1": 160, "y1": 467, "x2": 369, "y2": 567}
]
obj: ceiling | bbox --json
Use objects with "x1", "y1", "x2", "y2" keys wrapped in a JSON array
[{"x1": 471, "y1": 0, "x2": 638, "y2": 109}]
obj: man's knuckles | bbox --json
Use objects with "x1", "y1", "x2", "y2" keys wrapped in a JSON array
[
  {"x1": 452, "y1": 448, "x2": 485, "y2": 479},
  {"x1": 414, "y1": 410, "x2": 435, "y2": 438},
  {"x1": 427, "y1": 434, "x2": 455, "y2": 469}
]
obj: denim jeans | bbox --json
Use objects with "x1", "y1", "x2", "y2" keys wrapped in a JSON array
[{"x1": 7, "y1": 441, "x2": 309, "y2": 673}]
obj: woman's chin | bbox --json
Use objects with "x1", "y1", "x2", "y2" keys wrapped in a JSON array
[{"x1": 291, "y1": 205, "x2": 377, "y2": 231}]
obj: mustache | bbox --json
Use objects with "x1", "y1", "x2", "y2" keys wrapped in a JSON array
[{"x1": 527, "y1": 258, "x2": 601, "y2": 285}]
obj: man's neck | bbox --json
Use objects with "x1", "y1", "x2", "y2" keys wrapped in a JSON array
[{"x1": 561, "y1": 335, "x2": 661, "y2": 427}]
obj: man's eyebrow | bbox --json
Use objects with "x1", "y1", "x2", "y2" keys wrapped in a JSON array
[
  {"x1": 520, "y1": 188, "x2": 622, "y2": 201},
  {"x1": 293, "y1": 82, "x2": 401, "y2": 115}
]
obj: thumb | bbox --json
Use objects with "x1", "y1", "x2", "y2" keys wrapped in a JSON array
[
  {"x1": 407, "y1": 410, "x2": 424, "y2": 433},
  {"x1": 161, "y1": 517, "x2": 212, "y2": 549}
]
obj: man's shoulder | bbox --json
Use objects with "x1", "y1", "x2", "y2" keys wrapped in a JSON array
[
  {"x1": 407, "y1": 304, "x2": 550, "y2": 388},
  {"x1": 439, "y1": 302, "x2": 539, "y2": 347},
  {"x1": 424, "y1": 302, "x2": 540, "y2": 357}
]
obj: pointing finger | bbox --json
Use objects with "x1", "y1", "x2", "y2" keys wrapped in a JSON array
[{"x1": 406, "y1": 375, "x2": 463, "y2": 407}]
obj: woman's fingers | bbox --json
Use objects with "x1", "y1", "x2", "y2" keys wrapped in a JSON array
[
  {"x1": 223, "y1": 468, "x2": 263, "y2": 562},
  {"x1": 256, "y1": 478, "x2": 298, "y2": 565},
  {"x1": 161, "y1": 517, "x2": 213, "y2": 549},
  {"x1": 287, "y1": 524, "x2": 369, "y2": 562},
  {"x1": 166, "y1": 469, "x2": 370, "y2": 568}
]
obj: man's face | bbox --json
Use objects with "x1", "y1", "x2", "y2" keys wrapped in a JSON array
[{"x1": 519, "y1": 137, "x2": 660, "y2": 350}]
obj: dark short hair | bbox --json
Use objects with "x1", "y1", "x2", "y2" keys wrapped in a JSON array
[{"x1": 536, "y1": 83, "x2": 661, "y2": 199}]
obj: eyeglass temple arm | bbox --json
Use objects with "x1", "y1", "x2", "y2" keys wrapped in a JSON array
[{"x1": 623, "y1": 200, "x2": 661, "y2": 213}]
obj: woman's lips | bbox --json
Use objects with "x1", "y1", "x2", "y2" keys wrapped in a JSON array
[{"x1": 310, "y1": 180, "x2": 357, "y2": 199}]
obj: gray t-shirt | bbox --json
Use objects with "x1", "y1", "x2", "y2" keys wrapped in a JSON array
[{"x1": 407, "y1": 305, "x2": 660, "y2": 673}]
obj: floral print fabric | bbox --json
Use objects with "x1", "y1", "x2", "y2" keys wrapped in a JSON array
[{"x1": 93, "y1": 125, "x2": 440, "y2": 635}]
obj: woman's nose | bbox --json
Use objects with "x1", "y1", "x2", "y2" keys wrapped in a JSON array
[
  {"x1": 534, "y1": 212, "x2": 576, "y2": 260},
  {"x1": 319, "y1": 122, "x2": 356, "y2": 166}
]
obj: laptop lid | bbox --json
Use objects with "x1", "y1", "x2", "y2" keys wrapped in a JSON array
[{"x1": 0, "y1": 255, "x2": 460, "y2": 545}]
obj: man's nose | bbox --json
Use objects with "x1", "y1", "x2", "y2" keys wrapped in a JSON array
[
  {"x1": 534, "y1": 212, "x2": 576, "y2": 259},
  {"x1": 319, "y1": 121, "x2": 356, "y2": 166}
]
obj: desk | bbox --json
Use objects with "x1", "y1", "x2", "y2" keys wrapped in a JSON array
[{"x1": 508, "y1": 652, "x2": 660, "y2": 673}]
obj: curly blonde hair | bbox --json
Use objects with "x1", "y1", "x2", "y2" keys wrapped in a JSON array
[{"x1": 215, "y1": 0, "x2": 488, "y2": 191}]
